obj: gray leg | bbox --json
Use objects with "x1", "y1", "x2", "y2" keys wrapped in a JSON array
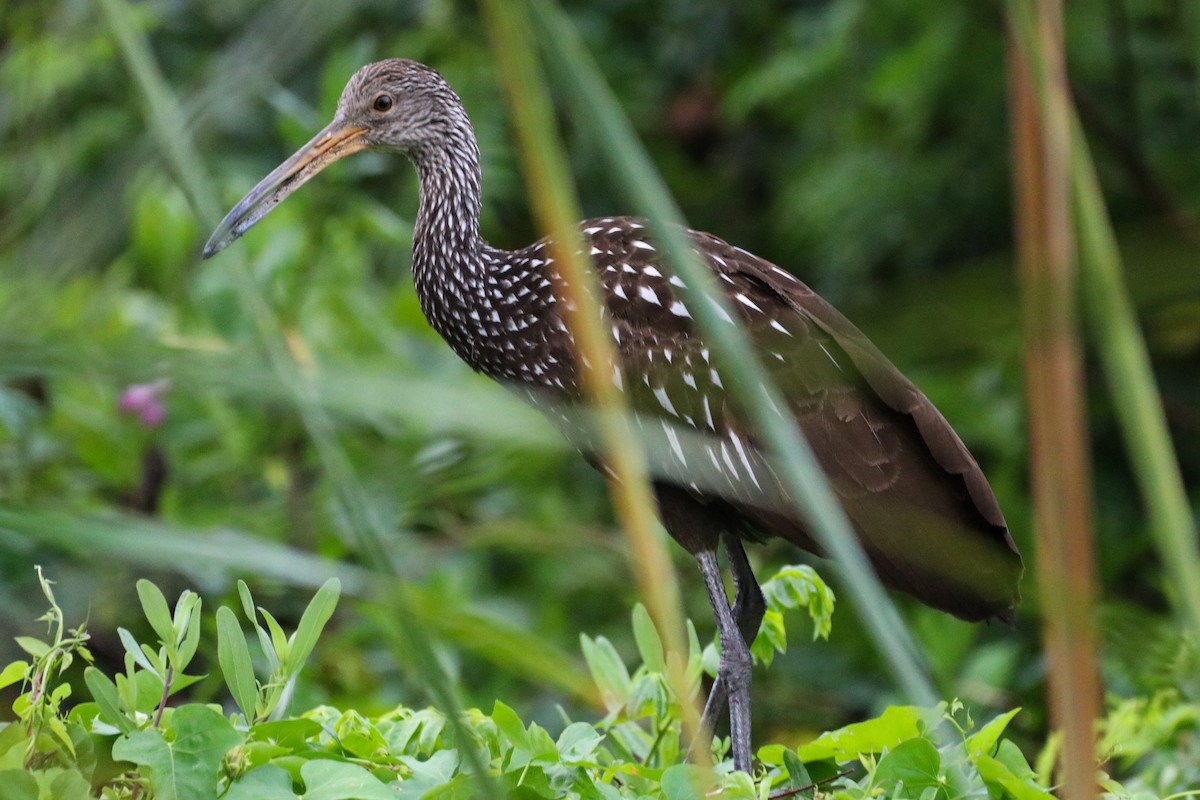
[
  {"x1": 699, "y1": 536, "x2": 765, "y2": 766},
  {"x1": 695, "y1": 548, "x2": 754, "y2": 773}
]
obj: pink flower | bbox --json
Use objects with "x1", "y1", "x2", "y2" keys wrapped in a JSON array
[{"x1": 118, "y1": 380, "x2": 170, "y2": 429}]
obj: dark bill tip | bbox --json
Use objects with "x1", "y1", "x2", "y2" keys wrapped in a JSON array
[{"x1": 200, "y1": 120, "x2": 370, "y2": 261}]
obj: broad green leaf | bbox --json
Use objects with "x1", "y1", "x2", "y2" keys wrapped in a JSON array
[
  {"x1": 84, "y1": 667, "x2": 135, "y2": 735},
  {"x1": 797, "y1": 705, "x2": 943, "y2": 762},
  {"x1": 526, "y1": 722, "x2": 559, "y2": 763},
  {"x1": 873, "y1": 737, "x2": 942, "y2": 796},
  {"x1": 14, "y1": 637, "x2": 49, "y2": 660},
  {"x1": 0, "y1": 720, "x2": 30, "y2": 761},
  {"x1": 45, "y1": 715, "x2": 77, "y2": 758},
  {"x1": 631, "y1": 603, "x2": 665, "y2": 673},
  {"x1": 556, "y1": 722, "x2": 602, "y2": 762},
  {"x1": 286, "y1": 578, "x2": 340, "y2": 676},
  {"x1": 224, "y1": 764, "x2": 297, "y2": 800},
  {"x1": 760, "y1": 565, "x2": 836, "y2": 641},
  {"x1": 966, "y1": 707, "x2": 1021, "y2": 758},
  {"x1": 719, "y1": 770, "x2": 757, "y2": 799},
  {"x1": 136, "y1": 579, "x2": 176, "y2": 649},
  {"x1": 579, "y1": 634, "x2": 632, "y2": 711},
  {"x1": 0, "y1": 769, "x2": 38, "y2": 800},
  {"x1": 300, "y1": 758, "x2": 398, "y2": 800},
  {"x1": 44, "y1": 767, "x2": 93, "y2": 800},
  {"x1": 0, "y1": 661, "x2": 28, "y2": 691},
  {"x1": 334, "y1": 709, "x2": 389, "y2": 760},
  {"x1": 661, "y1": 764, "x2": 713, "y2": 800},
  {"x1": 994, "y1": 739, "x2": 1040, "y2": 780},
  {"x1": 216, "y1": 606, "x2": 259, "y2": 722},
  {"x1": 491, "y1": 700, "x2": 529, "y2": 750},
  {"x1": 976, "y1": 753, "x2": 1055, "y2": 800},
  {"x1": 395, "y1": 750, "x2": 460, "y2": 799},
  {"x1": 111, "y1": 705, "x2": 241, "y2": 800},
  {"x1": 250, "y1": 718, "x2": 325, "y2": 748},
  {"x1": 783, "y1": 748, "x2": 812, "y2": 789},
  {"x1": 750, "y1": 609, "x2": 786, "y2": 666}
]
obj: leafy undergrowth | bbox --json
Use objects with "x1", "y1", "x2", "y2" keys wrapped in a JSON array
[{"x1": 0, "y1": 570, "x2": 1192, "y2": 799}]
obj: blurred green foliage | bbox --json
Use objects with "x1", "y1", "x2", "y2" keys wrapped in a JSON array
[{"x1": 1, "y1": 0, "x2": 1198, "y2": 792}]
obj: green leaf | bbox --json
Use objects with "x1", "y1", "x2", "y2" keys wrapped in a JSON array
[
  {"x1": 873, "y1": 737, "x2": 942, "y2": 796},
  {"x1": 175, "y1": 595, "x2": 203, "y2": 666},
  {"x1": 237, "y1": 580, "x2": 259, "y2": 625},
  {"x1": 136, "y1": 579, "x2": 176, "y2": 649},
  {"x1": 631, "y1": 603, "x2": 665, "y2": 673},
  {"x1": 44, "y1": 767, "x2": 94, "y2": 800},
  {"x1": 0, "y1": 769, "x2": 38, "y2": 800},
  {"x1": 491, "y1": 700, "x2": 529, "y2": 750},
  {"x1": 216, "y1": 606, "x2": 259, "y2": 722},
  {"x1": 797, "y1": 704, "x2": 943, "y2": 762},
  {"x1": 84, "y1": 667, "x2": 136, "y2": 735},
  {"x1": 285, "y1": 578, "x2": 340, "y2": 677},
  {"x1": 525, "y1": 722, "x2": 559, "y2": 763},
  {"x1": 334, "y1": 710, "x2": 389, "y2": 760},
  {"x1": 782, "y1": 748, "x2": 812, "y2": 789},
  {"x1": 224, "y1": 764, "x2": 297, "y2": 800},
  {"x1": 976, "y1": 752, "x2": 1055, "y2": 800},
  {"x1": 966, "y1": 707, "x2": 1021, "y2": 758},
  {"x1": 258, "y1": 608, "x2": 291, "y2": 664},
  {"x1": 0, "y1": 721, "x2": 30, "y2": 761},
  {"x1": 0, "y1": 661, "x2": 29, "y2": 691},
  {"x1": 760, "y1": 565, "x2": 836, "y2": 641},
  {"x1": 14, "y1": 637, "x2": 49, "y2": 660},
  {"x1": 395, "y1": 750, "x2": 460, "y2": 799},
  {"x1": 579, "y1": 634, "x2": 631, "y2": 711},
  {"x1": 111, "y1": 705, "x2": 241, "y2": 800},
  {"x1": 556, "y1": 722, "x2": 602, "y2": 762},
  {"x1": 250, "y1": 718, "x2": 325, "y2": 748},
  {"x1": 994, "y1": 739, "x2": 1040, "y2": 780},
  {"x1": 116, "y1": 628, "x2": 158, "y2": 676},
  {"x1": 300, "y1": 758, "x2": 398, "y2": 800},
  {"x1": 661, "y1": 764, "x2": 713, "y2": 800}
]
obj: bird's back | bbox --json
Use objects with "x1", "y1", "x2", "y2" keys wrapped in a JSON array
[{"x1": 519, "y1": 218, "x2": 1021, "y2": 622}]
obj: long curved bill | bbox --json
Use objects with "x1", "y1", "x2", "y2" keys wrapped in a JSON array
[{"x1": 202, "y1": 119, "x2": 370, "y2": 258}]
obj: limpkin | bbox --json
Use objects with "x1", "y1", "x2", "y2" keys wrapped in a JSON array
[{"x1": 203, "y1": 59, "x2": 1022, "y2": 771}]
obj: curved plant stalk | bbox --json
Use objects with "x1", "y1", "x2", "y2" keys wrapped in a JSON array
[
  {"x1": 480, "y1": 0, "x2": 703, "y2": 760},
  {"x1": 525, "y1": 0, "x2": 937, "y2": 706}
]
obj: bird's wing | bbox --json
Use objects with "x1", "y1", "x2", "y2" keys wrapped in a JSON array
[{"x1": 586, "y1": 220, "x2": 1021, "y2": 621}]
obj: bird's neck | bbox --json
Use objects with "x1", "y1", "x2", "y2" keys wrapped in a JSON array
[{"x1": 410, "y1": 122, "x2": 485, "y2": 296}]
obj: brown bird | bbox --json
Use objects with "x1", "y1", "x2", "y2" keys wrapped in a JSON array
[{"x1": 203, "y1": 59, "x2": 1022, "y2": 772}]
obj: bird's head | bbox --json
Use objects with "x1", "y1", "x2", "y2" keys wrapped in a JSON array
[{"x1": 202, "y1": 59, "x2": 462, "y2": 258}]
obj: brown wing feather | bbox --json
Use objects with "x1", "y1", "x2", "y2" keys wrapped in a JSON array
[{"x1": 586, "y1": 220, "x2": 1022, "y2": 622}]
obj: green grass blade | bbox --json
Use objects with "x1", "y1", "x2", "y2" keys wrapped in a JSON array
[
  {"x1": 479, "y1": 0, "x2": 702, "y2": 749},
  {"x1": 526, "y1": 0, "x2": 935, "y2": 705},
  {"x1": 1070, "y1": 117, "x2": 1200, "y2": 637}
]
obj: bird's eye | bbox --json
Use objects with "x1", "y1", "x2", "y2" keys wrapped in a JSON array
[{"x1": 372, "y1": 94, "x2": 394, "y2": 113}]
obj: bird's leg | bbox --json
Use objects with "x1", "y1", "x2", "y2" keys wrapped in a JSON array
[
  {"x1": 699, "y1": 535, "x2": 766, "y2": 739},
  {"x1": 728, "y1": 533, "x2": 767, "y2": 645},
  {"x1": 697, "y1": 535, "x2": 765, "y2": 769},
  {"x1": 694, "y1": 548, "x2": 754, "y2": 773}
]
